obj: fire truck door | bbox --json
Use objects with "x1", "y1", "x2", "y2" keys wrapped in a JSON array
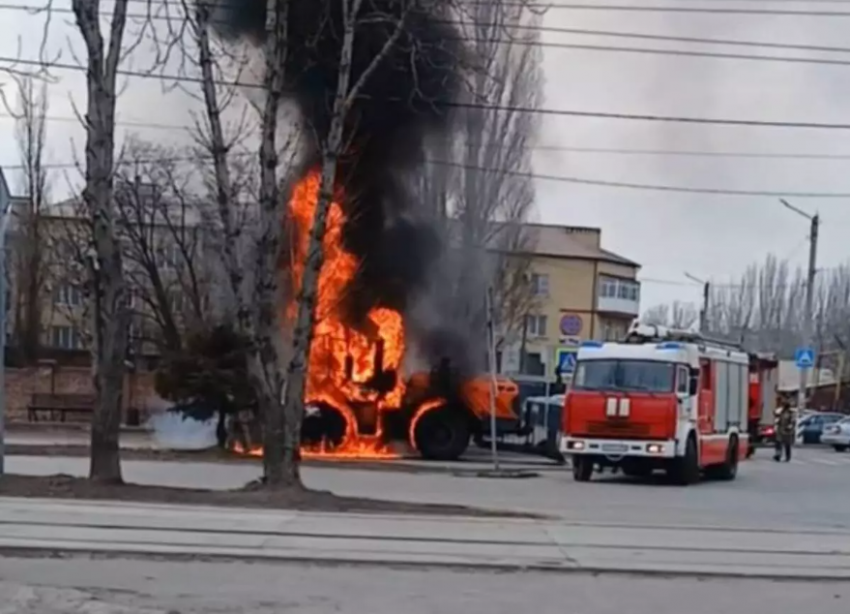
[
  {"x1": 675, "y1": 364, "x2": 694, "y2": 418},
  {"x1": 698, "y1": 359, "x2": 714, "y2": 434}
]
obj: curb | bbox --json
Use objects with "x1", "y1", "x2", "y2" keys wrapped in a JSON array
[{"x1": 1, "y1": 544, "x2": 848, "y2": 582}]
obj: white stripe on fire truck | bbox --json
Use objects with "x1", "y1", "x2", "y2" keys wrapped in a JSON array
[
  {"x1": 606, "y1": 398, "x2": 618, "y2": 416},
  {"x1": 619, "y1": 398, "x2": 631, "y2": 417}
]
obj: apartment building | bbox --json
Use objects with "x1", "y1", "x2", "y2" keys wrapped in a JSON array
[{"x1": 500, "y1": 224, "x2": 641, "y2": 378}]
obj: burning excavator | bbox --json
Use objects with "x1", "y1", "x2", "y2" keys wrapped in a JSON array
[
  {"x1": 287, "y1": 172, "x2": 521, "y2": 460},
  {"x1": 208, "y1": 0, "x2": 523, "y2": 461}
]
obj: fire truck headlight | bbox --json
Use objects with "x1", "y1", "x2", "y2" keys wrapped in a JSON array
[
  {"x1": 568, "y1": 440, "x2": 586, "y2": 451},
  {"x1": 646, "y1": 443, "x2": 663, "y2": 454}
]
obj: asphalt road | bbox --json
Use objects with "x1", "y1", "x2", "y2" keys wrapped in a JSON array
[
  {"x1": 6, "y1": 444, "x2": 850, "y2": 530},
  {"x1": 0, "y1": 556, "x2": 846, "y2": 614}
]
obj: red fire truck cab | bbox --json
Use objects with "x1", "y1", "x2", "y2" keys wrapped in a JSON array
[{"x1": 560, "y1": 323, "x2": 751, "y2": 485}]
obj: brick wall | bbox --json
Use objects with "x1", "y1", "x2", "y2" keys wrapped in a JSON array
[{"x1": 4, "y1": 366, "x2": 157, "y2": 422}]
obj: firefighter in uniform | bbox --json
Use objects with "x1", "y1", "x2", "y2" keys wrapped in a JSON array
[{"x1": 773, "y1": 401, "x2": 796, "y2": 462}]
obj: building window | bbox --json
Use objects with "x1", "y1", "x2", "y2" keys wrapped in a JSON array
[
  {"x1": 599, "y1": 277, "x2": 639, "y2": 302},
  {"x1": 525, "y1": 314, "x2": 547, "y2": 337},
  {"x1": 530, "y1": 273, "x2": 549, "y2": 297},
  {"x1": 50, "y1": 325, "x2": 82, "y2": 349},
  {"x1": 53, "y1": 284, "x2": 83, "y2": 307}
]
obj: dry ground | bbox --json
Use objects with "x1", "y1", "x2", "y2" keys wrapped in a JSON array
[{"x1": 0, "y1": 473, "x2": 537, "y2": 517}]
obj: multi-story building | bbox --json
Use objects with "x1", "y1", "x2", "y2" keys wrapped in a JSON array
[
  {"x1": 500, "y1": 224, "x2": 641, "y2": 378},
  {"x1": 2, "y1": 178, "x2": 214, "y2": 361}
]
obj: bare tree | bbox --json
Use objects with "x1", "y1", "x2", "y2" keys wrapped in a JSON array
[
  {"x1": 431, "y1": 3, "x2": 543, "y2": 361},
  {"x1": 165, "y1": 0, "x2": 294, "y2": 483},
  {"x1": 651, "y1": 254, "x2": 850, "y2": 361},
  {"x1": 642, "y1": 301, "x2": 699, "y2": 329},
  {"x1": 112, "y1": 138, "x2": 212, "y2": 354},
  {"x1": 246, "y1": 0, "x2": 292, "y2": 487},
  {"x1": 641, "y1": 304, "x2": 669, "y2": 327},
  {"x1": 277, "y1": 0, "x2": 438, "y2": 486},
  {"x1": 4, "y1": 76, "x2": 51, "y2": 364},
  {"x1": 70, "y1": 0, "x2": 150, "y2": 483}
]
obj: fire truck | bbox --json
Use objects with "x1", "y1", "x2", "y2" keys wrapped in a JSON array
[
  {"x1": 746, "y1": 352, "x2": 780, "y2": 457},
  {"x1": 560, "y1": 322, "x2": 751, "y2": 485}
]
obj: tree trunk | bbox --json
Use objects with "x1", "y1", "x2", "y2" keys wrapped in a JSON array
[
  {"x1": 253, "y1": 0, "x2": 289, "y2": 486},
  {"x1": 88, "y1": 239, "x2": 129, "y2": 483},
  {"x1": 280, "y1": 0, "x2": 363, "y2": 485},
  {"x1": 72, "y1": 0, "x2": 132, "y2": 484}
]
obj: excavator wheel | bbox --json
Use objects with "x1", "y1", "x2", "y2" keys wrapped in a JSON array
[{"x1": 413, "y1": 405, "x2": 471, "y2": 461}]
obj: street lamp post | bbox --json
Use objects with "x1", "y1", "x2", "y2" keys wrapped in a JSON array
[
  {"x1": 780, "y1": 199, "x2": 820, "y2": 411},
  {"x1": 684, "y1": 272, "x2": 709, "y2": 333}
]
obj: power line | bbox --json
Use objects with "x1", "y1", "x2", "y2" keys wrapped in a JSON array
[
  {"x1": 4, "y1": 149, "x2": 850, "y2": 198},
  {"x1": 527, "y1": 25, "x2": 850, "y2": 56},
  {"x1": 13, "y1": 0, "x2": 850, "y2": 21},
  {"x1": 523, "y1": 146, "x2": 850, "y2": 159},
  {"x1": 122, "y1": 0, "x2": 850, "y2": 16},
  {"x1": 0, "y1": 110, "x2": 189, "y2": 132},
  {"x1": 8, "y1": 53, "x2": 850, "y2": 130},
  {"x1": 452, "y1": 1, "x2": 850, "y2": 15},
  {"x1": 13, "y1": 1, "x2": 850, "y2": 56},
  {"x1": 514, "y1": 41, "x2": 850, "y2": 68},
  {"x1": 431, "y1": 160, "x2": 850, "y2": 197},
  {"x1": 8, "y1": 110, "x2": 850, "y2": 160},
  {"x1": 10, "y1": 2, "x2": 850, "y2": 68}
]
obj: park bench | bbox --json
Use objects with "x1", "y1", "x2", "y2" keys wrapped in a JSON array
[{"x1": 27, "y1": 393, "x2": 96, "y2": 423}]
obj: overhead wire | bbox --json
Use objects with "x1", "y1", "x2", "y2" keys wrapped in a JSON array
[
  {"x1": 4, "y1": 1, "x2": 850, "y2": 196},
  {"x1": 3, "y1": 143, "x2": 850, "y2": 197},
  {"x1": 7, "y1": 111, "x2": 850, "y2": 160},
  {"x1": 7, "y1": 2, "x2": 850, "y2": 69},
  {"x1": 7, "y1": 53, "x2": 850, "y2": 130}
]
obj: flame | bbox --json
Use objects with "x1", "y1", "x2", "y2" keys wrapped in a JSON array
[{"x1": 234, "y1": 169, "x2": 406, "y2": 460}]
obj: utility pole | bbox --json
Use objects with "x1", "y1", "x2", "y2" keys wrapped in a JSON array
[
  {"x1": 685, "y1": 272, "x2": 709, "y2": 333},
  {"x1": 781, "y1": 199, "x2": 819, "y2": 411}
]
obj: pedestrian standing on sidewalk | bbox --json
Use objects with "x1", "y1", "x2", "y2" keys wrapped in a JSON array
[{"x1": 773, "y1": 400, "x2": 796, "y2": 462}]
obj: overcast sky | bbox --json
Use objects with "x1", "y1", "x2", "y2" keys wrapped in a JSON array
[{"x1": 2, "y1": 0, "x2": 850, "y2": 312}]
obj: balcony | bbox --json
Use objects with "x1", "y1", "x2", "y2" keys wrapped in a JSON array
[{"x1": 598, "y1": 277, "x2": 640, "y2": 316}]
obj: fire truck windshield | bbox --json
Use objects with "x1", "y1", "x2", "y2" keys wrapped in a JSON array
[{"x1": 573, "y1": 359, "x2": 675, "y2": 393}]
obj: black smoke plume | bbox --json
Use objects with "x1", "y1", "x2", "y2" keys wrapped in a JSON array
[{"x1": 207, "y1": 0, "x2": 475, "y2": 379}]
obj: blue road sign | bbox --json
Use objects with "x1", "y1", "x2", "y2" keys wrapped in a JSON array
[
  {"x1": 556, "y1": 349, "x2": 577, "y2": 374},
  {"x1": 794, "y1": 347, "x2": 816, "y2": 369}
]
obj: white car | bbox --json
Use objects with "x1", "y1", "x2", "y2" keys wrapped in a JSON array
[{"x1": 820, "y1": 416, "x2": 850, "y2": 452}]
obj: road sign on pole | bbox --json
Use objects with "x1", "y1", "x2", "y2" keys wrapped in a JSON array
[
  {"x1": 794, "y1": 347, "x2": 815, "y2": 369},
  {"x1": 556, "y1": 349, "x2": 577, "y2": 375}
]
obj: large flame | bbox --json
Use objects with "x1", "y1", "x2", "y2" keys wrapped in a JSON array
[{"x1": 235, "y1": 169, "x2": 407, "y2": 460}]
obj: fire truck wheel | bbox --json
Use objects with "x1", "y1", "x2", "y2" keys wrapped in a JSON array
[
  {"x1": 572, "y1": 456, "x2": 594, "y2": 482},
  {"x1": 714, "y1": 436, "x2": 739, "y2": 481},
  {"x1": 414, "y1": 406, "x2": 470, "y2": 461},
  {"x1": 669, "y1": 435, "x2": 700, "y2": 486}
]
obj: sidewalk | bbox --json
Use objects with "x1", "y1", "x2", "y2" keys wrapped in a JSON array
[{"x1": 0, "y1": 497, "x2": 848, "y2": 579}]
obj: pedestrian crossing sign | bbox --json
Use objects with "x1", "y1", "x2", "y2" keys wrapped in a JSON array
[
  {"x1": 556, "y1": 349, "x2": 577, "y2": 375},
  {"x1": 794, "y1": 347, "x2": 815, "y2": 369}
]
